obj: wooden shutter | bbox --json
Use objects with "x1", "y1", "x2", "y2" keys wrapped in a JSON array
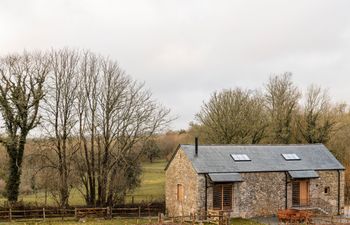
[
  {"x1": 177, "y1": 184, "x2": 184, "y2": 202},
  {"x1": 213, "y1": 184, "x2": 232, "y2": 210},
  {"x1": 222, "y1": 185, "x2": 232, "y2": 209},
  {"x1": 292, "y1": 181, "x2": 300, "y2": 206},
  {"x1": 213, "y1": 185, "x2": 222, "y2": 209}
]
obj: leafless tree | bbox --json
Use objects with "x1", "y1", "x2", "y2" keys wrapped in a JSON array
[
  {"x1": 265, "y1": 73, "x2": 301, "y2": 144},
  {"x1": 0, "y1": 51, "x2": 49, "y2": 203},
  {"x1": 196, "y1": 88, "x2": 268, "y2": 144},
  {"x1": 75, "y1": 51, "x2": 99, "y2": 206},
  {"x1": 297, "y1": 85, "x2": 336, "y2": 144},
  {"x1": 75, "y1": 52, "x2": 171, "y2": 206},
  {"x1": 40, "y1": 49, "x2": 80, "y2": 207}
]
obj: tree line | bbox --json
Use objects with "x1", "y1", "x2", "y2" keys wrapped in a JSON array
[
  {"x1": 0, "y1": 49, "x2": 171, "y2": 207},
  {"x1": 190, "y1": 73, "x2": 350, "y2": 201},
  {"x1": 1, "y1": 49, "x2": 350, "y2": 207},
  {"x1": 193, "y1": 73, "x2": 340, "y2": 146}
]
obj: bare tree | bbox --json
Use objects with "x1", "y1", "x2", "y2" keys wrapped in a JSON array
[
  {"x1": 75, "y1": 51, "x2": 100, "y2": 206},
  {"x1": 40, "y1": 49, "x2": 80, "y2": 207},
  {"x1": 265, "y1": 73, "x2": 301, "y2": 144},
  {"x1": 196, "y1": 88, "x2": 268, "y2": 144},
  {"x1": 0, "y1": 52, "x2": 49, "y2": 203},
  {"x1": 297, "y1": 85, "x2": 336, "y2": 143},
  {"x1": 75, "y1": 52, "x2": 171, "y2": 206}
]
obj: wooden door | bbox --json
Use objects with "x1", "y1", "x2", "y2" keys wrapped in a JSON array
[
  {"x1": 292, "y1": 180, "x2": 309, "y2": 206},
  {"x1": 299, "y1": 180, "x2": 309, "y2": 206}
]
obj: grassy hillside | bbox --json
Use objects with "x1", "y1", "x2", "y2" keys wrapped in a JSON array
[
  {"x1": 0, "y1": 160, "x2": 166, "y2": 207},
  {"x1": 125, "y1": 160, "x2": 166, "y2": 203}
]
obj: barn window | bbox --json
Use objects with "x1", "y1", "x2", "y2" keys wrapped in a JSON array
[
  {"x1": 213, "y1": 184, "x2": 232, "y2": 210},
  {"x1": 177, "y1": 184, "x2": 184, "y2": 202},
  {"x1": 324, "y1": 186, "x2": 330, "y2": 195}
]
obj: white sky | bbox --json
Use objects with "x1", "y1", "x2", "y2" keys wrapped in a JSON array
[{"x1": 1, "y1": 0, "x2": 350, "y2": 130}]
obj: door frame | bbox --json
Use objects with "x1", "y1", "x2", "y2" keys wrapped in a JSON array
[{"x1": 292, "y1": 179, "x2": 310, "y2": 207}]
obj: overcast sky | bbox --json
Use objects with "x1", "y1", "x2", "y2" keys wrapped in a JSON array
[{"x1": 1, "y1": 0, "x2": 350, "y2": 130}]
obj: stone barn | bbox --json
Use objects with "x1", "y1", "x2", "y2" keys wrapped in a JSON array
[{"x1": 165, "y1": 141, "x2": 345, "y2": 218}]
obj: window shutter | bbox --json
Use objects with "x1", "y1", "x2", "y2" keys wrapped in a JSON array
[
  {"x1": 213, "y1": 185, "x2": 222, "y2": 209},
  {"x1": 292, "y1": 181, "x2": 300, "y2": 206},
  {"x1": 222, "y1": 185, "x2": 232, "y2": 209},
  {"x1": 213, "y1": 184, "x2": 232, "y2": 210}
]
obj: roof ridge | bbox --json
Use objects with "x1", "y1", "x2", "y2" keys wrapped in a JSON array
[{"x1": 180, "y1": 143, "x2": 323, "y2": 147}]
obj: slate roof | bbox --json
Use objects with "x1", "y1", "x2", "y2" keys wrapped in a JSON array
[
  {"x1": 208, "y1": 173, "x2": 243, "y2": 182},
  {"x1": 288, "y1": 170, "x2": 319, "y2": 179},
  {"x1": 176, "y1": 144, "x2": 344, "y2": 173}
]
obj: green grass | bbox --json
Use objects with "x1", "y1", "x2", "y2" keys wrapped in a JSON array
[
  {"x1": 0, "y1": 160, "x2": 263, "y2": 225},
  {"x1": 231, "y1": 218, "x2": 263, "y2": 225},
  {"x1": 0, "y1": 160, "x2": 167, "y2": 207},
  {"x1": 125, "y1": 160, "x2": 166, "y2": 203},
  {"x1": 0, "y1": 218, "x2": 262, "y2": 225},
  {"x1": 0, "y1": 218, "x2": 158, "y2": 225}
]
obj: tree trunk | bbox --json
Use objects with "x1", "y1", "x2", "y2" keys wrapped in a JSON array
[{"x1": 6, "y1": 155, "x2": 21, "y2": 202}]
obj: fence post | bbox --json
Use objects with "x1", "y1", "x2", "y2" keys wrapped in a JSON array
[
  {"x1": 149, "y1": 207, "x2": 151, "y2": 221},
  {"x1": 9, "y1": 208, "x2": 12, "y2": 222},
  {"x1": 43, "y1": 208, "x2": 46, "y2": 221},
  {"x1": 138, "y1": 206, "x2": 141, "y2": 218},
  {"x1": 107, "y1": 207, "x2": 111, "y2": 219},
  {"x1": 62, "y1": 208, "x2": 66, "y2": 221},
  {"x1": 74, "y1": 208, "x2": 77, "y2": 218}
]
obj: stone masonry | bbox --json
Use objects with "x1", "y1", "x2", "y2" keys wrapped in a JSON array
[
  {"x1": 165, "y1": 148, "x2": 198, "y2": 217},
  {"x1": 166, "y1": 147, "x2": 345, "y2": 218}
]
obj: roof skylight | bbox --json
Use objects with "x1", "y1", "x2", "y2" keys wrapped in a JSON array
[
  {"x1": 231, "y1": 154, "x2": 250, "y2": 161},
  {"x1": 282, "y1": 153, "x2": 300, "y2": 161}
]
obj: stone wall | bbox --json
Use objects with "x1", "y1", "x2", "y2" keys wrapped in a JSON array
[
  {"x1": 199, "y1": 172, "x2": 286, "y2": 218},
  {"x1": 198, "y1": 170, "x2": 344, "y2": 218},
  {"x1": 237, "y1": 172, "x2": 286, "y2": 218},
  {"x1": 197, "y1": 174, "x2": 206, "y2": 213},
  {"x1": 165, "y1": 148, "x2": 345, "y2": 218},
  {"x1": 286, "y1": 170, "x2": 344, "y2": 215},
  {"x1": 165, "y1": 148, "x2": 198, "y2": 217},
  {"x1": 308, "y1": 170, "x2": 345, "y2": 215}
]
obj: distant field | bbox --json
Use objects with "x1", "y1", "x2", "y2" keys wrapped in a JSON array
[{"x1": 0, "y1": 160, "x2": 166, "y2": 207}]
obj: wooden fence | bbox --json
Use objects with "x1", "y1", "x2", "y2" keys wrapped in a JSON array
[{"x1": 0, "y1": 205, "x2": 164, "y2": 222}]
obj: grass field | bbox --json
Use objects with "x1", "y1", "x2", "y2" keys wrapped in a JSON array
[
  {"x1": 0, "y1": 218, "x2": 263, "y2": 225},
  {"x1": 0, "y1": 160, "x2": 263, "y2": 224},
  {"x1": 0, "y1": 160, "x2": 167, "y2": 206},
  {"x1": 0, "y1": 218, "x2": 158, "y2": 225}
]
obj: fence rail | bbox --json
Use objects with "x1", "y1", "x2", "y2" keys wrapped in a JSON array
[{"x1": 0, "y1": 205, "x2": 164, "y2": 222}]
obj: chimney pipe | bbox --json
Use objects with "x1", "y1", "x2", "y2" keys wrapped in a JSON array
[{"x1": 195, "y1": 137, "x2": 198, "y2": 156}]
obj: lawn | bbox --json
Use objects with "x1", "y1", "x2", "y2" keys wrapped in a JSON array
[
  {"x1": 231, "y1": 218, "x2": 263, "y2": 225},
  {"x1": 125, "y1": 160, "x2": 166, "y2": 203},
  {"x1": 0, "y1": 160, "x2": 264, "y2": 225},
  {"x1": 0, "y1": 218, "x2": 158, "y2": 225},
  {"x1": 0, "y1": 218, "x2": 263, "y2": 225},
  {"x1": 0, "y1": 160, "x2": 167, "y2": 207}
]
